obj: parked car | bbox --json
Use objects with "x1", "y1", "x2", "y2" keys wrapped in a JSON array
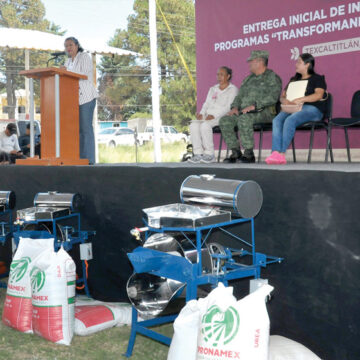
[
  {"x1": 97, "y1": 127, "x2": 136, "y2": 147},
  {"x1": 138, "y1": 126, "x2": 188, "y2": 144},
  {"x1": 17, "y1": 120, "x2": 41, "y2": 138}
]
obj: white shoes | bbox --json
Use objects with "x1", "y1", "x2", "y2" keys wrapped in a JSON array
[
  {"x1": 187, "y1": 154, "x2": 203, "y2": 163},
  {"x1": 200, "y1": 155, "x2": 216, "y2": 163}
]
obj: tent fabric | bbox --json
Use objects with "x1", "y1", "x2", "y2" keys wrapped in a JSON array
[{"x1": 0, "y1": 28, "x2": 139, "y2": 56}]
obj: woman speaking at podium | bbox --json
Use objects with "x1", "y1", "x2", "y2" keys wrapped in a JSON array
[{"x1": 62, "y1": 37, "x2": 98, "y2": 164}]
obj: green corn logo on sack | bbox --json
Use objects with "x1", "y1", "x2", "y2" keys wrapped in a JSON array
[
  {"x1": 30, "y1": 267, "x2": 46, "y2": 293},
  {"x1": 9, "y1": 257, "x2": 31, "y2": 283},
  {"x1": 201, "y1": 305, "x2": 240, "y2": 347}
]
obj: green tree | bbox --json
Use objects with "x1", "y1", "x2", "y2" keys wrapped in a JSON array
[
  {"x1": 98, "y1": 0, "x2": 196, "y2": 130},
  {"x1": 98, "y1": 29, "x2": 152, "y2": 121},
  {"x1": 0, "y1": 0, "x2": 64, "y2": 119}
]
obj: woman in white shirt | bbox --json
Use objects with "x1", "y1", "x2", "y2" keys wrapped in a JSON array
[
  {"x1": 188, "y1": 67, "x2": 238, "y2": 163},
  {"x1": 63, "y1": 37, "x2": 98, "y2": 164}
]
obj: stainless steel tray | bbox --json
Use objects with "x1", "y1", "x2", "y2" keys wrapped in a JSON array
[
  {"x1": 17, "y1": 206, "x2": 70, "y2": 221},
  {"x1": 17, "y1": 207, "x2": 37, "y2": 221},
  {"x1": 142, "y1": 203, "x2": 231, "y2": 228}
]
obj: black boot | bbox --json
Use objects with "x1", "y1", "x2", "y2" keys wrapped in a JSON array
[
  {"x1": 223, "y1": 148, "x2": 242, "y2": 163},
  {"x1": 239, "y1": 149, "x2": 255, "y2": 163}
]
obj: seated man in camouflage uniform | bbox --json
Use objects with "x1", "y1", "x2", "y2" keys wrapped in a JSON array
[{"x1": 219, "y1": 50, "x2": 282, "y2": 163}]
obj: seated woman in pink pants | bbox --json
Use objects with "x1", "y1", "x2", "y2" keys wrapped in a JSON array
[{"x1": 188, "y1": 67, "x2": 238, "y2": 163}]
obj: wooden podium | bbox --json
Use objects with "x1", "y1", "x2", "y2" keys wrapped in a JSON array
[{"x1": 17, "y1": 67, "x2": 89, "y2": 165}]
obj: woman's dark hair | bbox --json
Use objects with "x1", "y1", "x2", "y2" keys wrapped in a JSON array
[
  {"x1": 65, "y1": 37, "x2": 84, "y2": 53},
  {"x1": 291, "y1": 53, "x2": 315, "y2": 81},
  {"x1": 220, "y1": 66, "x2": 233, "y2": 81}
]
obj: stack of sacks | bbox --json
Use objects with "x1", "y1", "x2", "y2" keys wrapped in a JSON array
[
  {"x1": 2, "y1": 237, "x2": 134, "y2": 343},
  {"x1": 168, "y1": 283, "x2": 273, "y2": 360},
  {"x1": 168, "y1": 283, "x2": 321, "y2": 360},
  {"x1": 2, "y1": 238, "x2": 76, "y2": 346},
  {"x1": 2, "y1": 238, "x2": 53, "y2": 333}
]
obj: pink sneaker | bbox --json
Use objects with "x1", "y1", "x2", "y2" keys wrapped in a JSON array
[
  {"x1": 266, "y1": 151, "x2": 287, "y2": 165},
  {"x1": 265, "y1": 151, "x2": 280, "y2": 164},
  {"x1": 277, "y1": 153, "x2": 287, "y2": 164}
]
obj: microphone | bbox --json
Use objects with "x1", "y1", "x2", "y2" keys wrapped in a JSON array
[{"x1": 50, "y1": 51, "x2": 66, "y2": 57}]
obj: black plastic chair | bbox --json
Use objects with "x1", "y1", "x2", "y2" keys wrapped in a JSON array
[
  {"x1": 291, "y1": 93, "x2": 334, "y2": 163},
  {"x1": 214, "y1": 125, "x2": 242, "y2": 162},
  {"x1": 253, "y1": 102, "x2": 281, "y2": 163},
  {"x1": 215, "y1": 123, "x2": 276, "y2": 163},
  {"x1": 253, "y1": 122, "x2": 272, "y2": 163},
  {"x1": 327, "y1": 90, "x2": 360, "y2": 162}
]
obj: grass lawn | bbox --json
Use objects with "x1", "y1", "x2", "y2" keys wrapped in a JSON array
[
  {"x1": 98, "y1": 141, "x2": 188, "y2": 163},
  {"x1": 0, "y1": 287, "x2": 172, "y2": 360}
]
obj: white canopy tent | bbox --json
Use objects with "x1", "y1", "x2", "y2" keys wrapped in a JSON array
[{"x1": 0, "y1": 27, "x2": 138, "y2": 55}]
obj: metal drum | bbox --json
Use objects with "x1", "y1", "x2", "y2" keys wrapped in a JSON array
[
  {"x1": 0, "y1": 191, "x2": 16, "y2": 210},
  {"x1": 180, "y1": 174, "x2": 263, "y2": 218},
  {"x1": 127, "y1": 233, "x2": 213, "y2": 318},
  {"x1": 34, "y1": 191, "x2": 82, "y2": 212}
]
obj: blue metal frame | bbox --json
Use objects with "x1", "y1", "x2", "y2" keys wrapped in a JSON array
[
  {"x1": 0, "y1": 209, "x2": 13, "y2": 288},
  {"x1": 13, "y1": 213, "x2": 95, "y2": 297},
  {"x1": 125, "y1": 217, "x2": 283, "y2": 357}
]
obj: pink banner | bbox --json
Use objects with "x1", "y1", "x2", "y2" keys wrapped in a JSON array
[{"x1": 196, "y1": 0, "x2": 360, "y2": 148}]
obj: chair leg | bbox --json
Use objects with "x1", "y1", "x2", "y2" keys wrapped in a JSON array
[
  {"x1": 307, "y1": 125, "x2": 315, "y2": 163},
  {"x1": 217, "y1": 133, "x2": 223, "y2": 163},
  {"x1": 258, "y1": 129, "x2": 263, "y2": 163},
  {"x1": 329, "y1": 137, "x2": 334, "y2": 163},
  {"x1": 325, "y1": 124, "x2": 334, "y2": 163},
  {"x1": 291, "y1": 139, "x2": 296, "y2": 162},
  {"x1": 344, "y1": 127, "x2": 351, "y2": 162}
]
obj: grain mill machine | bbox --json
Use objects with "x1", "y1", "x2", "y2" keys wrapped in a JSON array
[
  {"x1": 125, "y1": 175, "x2": 283, "y2": 357},
  {"x1": 14, "y1": 191, "x2": 94, "y2": 296}
]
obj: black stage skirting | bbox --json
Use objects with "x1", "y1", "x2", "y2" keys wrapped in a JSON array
[{"x1": 0, "y1": 163, "x2": 359, "y2": 359}]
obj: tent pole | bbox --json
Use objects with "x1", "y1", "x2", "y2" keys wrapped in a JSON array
[
  {"x1": 24, "y1": 49, "x2": 30, "y2": 116},
  {"x1": 29, "y1": 78, "x2": 35, "y2": 158},
  {"x1": 92, "y1": 53, "x2": 99, "y2": 163},
  {"x1": 149, "y1": 0, "x2": 162, "y2": 162}
]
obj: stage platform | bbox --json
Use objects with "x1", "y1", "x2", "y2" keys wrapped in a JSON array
[{"x1": 0, "y1": 162, "x2": 359, "y2": 360}]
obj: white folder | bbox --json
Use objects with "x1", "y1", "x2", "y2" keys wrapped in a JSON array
[{"x1": 286, "y1": 80, "x2": 308, "y2": 101}]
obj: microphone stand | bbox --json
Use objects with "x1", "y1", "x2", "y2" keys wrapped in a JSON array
[
  {"x1": 47, "y1": 54, "x2": 64, "y2": 67},
  {"x1": 47, "y1": 57, "x2": 57, "y2": 67}
]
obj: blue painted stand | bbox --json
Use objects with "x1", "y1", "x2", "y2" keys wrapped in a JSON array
[
  {"x1": 0, "y1": 209, "x2": 12, "y2": 288},
  {"x1": 13, "y1": 213, "x2": 95, "y2": 297},
  {"x1": 125, "y1": 217, "x2": 282, "y2": 357}
]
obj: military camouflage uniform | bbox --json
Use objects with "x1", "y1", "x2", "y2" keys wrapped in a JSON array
[{"x1": 219, "y1": 69, "x2": 282, "y2": 150}]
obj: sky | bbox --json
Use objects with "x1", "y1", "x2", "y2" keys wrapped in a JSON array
[{"x1": 42, "y1": 0, "x2": 135, "y2": 47}]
